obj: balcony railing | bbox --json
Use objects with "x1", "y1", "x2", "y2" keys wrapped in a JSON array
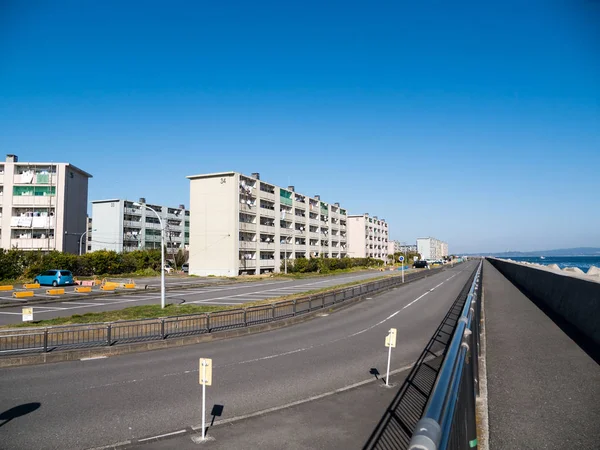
[
  {"x1": 239, "y1": 222, "x2": 257, "y2": 231},
  {"x1": 10, "y1": 238, "x2": 56, "y2": 250}
]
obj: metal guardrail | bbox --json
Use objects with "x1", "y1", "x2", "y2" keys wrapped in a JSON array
[
  {"x1": 0, "y1": 265, "x2": 455, "y2": 355},
  {"x1": 408, "y1": 261, "x2": 482, "y2": 450}
]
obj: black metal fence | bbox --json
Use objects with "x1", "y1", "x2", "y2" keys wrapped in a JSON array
[
  {"x1": 0, "y1": 266, "x2": 452, "y2": 355},
  {"x1": 363, "y1": 263, "x2": 478, "y2": 449},
  {"x1": 408, "y1": 261, "x2": 483, "y2": 450}
]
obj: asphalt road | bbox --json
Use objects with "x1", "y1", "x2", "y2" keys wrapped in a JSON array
[
  {"x1": 0, "y1": 269, "x2": 414, "y2": 325},
  {"x1": 0, "y1": 261, "x2": 477, "y2": 450}
]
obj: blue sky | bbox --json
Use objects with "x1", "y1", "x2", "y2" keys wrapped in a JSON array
[{"x1": 1, "y1": 0, "x2": 598, "y2": 253}]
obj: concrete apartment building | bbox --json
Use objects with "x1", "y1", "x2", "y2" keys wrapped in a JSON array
[
  {"x1": 417, "y1": 237, "x2": 449, "y2": 261},
  {"x1": 388, "y1": 240, "x2": 401, "y2": 256},
  {"x1": 346, "y1": 214, "x2": 389, "y2": 261},
  {"x1": 0, "y1": 154, "x2": 92, "y2": 253},
  {"x1": 90, "y1": 198, "x2": 189, "y2": 254},
  {"x1": 187, "y1": 172, "x2": 348, "y2": 276}
]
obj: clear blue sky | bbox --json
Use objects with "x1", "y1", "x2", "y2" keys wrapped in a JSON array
[{"x1": 1, "y1": 0, "x2": 598, "y2": 254}]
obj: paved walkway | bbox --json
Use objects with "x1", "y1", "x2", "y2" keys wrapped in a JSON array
[
  {"x1": 123, "y1": 370, "x2": 409, "y2": 450},
  {"x1": 483, "y1": 260, "x2": 600, "y2": 449}
]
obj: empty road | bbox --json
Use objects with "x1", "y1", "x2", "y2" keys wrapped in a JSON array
[{"x1": 0, "y1": 261, "x2": 476, "y2": 449}]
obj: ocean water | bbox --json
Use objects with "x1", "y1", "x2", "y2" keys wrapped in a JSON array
[{"x1": 509, "y1": 256, "x2": 600, "y2": 272}]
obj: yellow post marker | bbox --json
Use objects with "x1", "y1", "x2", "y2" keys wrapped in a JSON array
[
  {"x1": 46, "y1": 288, "x2": 65, "y2": 295},
  {"x1": 385, "y1": 328, "x2": 397, "y2": 386},
  {"x1": 199, "y1": 358, "x2": 213, "y2": 440},
  {"x1": 23, "y1": 283, "x2": 41, "y2": 289},
  {"x1": 13, "y1": 291, "x2": 34, "y2": 298},
  {"x1": 22, "y1": 307, "x2": 34, "y2": 322},
  {"x1": 75, "y1": 286, "x2": 92, "y2": 293},
  {"x1": 0, "y1": 285, "x2": 14, "y2": 291}
]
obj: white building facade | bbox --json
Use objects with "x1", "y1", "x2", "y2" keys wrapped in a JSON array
[
  {"x1": 90, "y1": 198, "x2": 189, "y2": 254},
  {"x1": 0, "y1": 154, "x2": 92, "y2": 254},
  {"x1": 187, "y1": 172, "x2": 348, "y2": 276},
  {"x1": 346, "y1": 214, "x2": 389, "y2": 261},
  {"x1": 417, "y1": 237, "x2": 449, "y2": 261}
]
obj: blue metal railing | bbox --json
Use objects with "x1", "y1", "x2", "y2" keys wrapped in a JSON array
[{"x1": 408, "y1": 261, "x2": 482, "y2": 450}]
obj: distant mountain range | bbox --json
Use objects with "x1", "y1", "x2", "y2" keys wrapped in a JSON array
[{"x1": 465, "y1": 247, "x2": 600, "y2": 257}]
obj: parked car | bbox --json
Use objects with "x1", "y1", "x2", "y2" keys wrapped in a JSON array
[
  {"x1": 413, "y1": 260, "x2": 429, "y2": 269},
  {"x1": 34, "y1": 270, "x2": 74, "y2": 286},
  {"x1": 182, "y1": 263, "x2": 189, "y2": 273}
]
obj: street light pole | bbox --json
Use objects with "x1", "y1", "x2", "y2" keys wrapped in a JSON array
[
  {"x1": 78, "y1": 229, "x2": 97, "y2": 256},
  {"x1": 134, "y1": 202, "x2": 165, "y2": 309}
]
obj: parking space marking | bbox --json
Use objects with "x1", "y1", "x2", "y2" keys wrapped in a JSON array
[{"x1": 62, "y1": 302, "x2": 105, "y2": 306}]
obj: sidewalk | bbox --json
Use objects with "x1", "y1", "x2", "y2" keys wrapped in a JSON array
[
  {"x1": 482, "y1": 261, "x2": 600, "y2": 449},
  {"x1": 121, "y1": 370, "x2": 409, "y2": 450}
]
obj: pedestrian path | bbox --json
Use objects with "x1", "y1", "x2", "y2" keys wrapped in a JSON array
[{"x1": 483, "y1": 260, "x2": 600, "y2": 449}]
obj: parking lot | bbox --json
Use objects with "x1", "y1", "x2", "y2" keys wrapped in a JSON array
[{"x1": 0, "y1": 270, "x2": 409, "y2": 325}]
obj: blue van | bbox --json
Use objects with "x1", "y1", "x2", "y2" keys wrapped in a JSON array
[{"x1": 34, "y1": 270, "x2": 74, "y2": 287}]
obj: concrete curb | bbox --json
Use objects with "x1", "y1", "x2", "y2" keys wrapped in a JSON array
[{"x1": 0, "y1": 293, "x2": 369, "y2": 368}]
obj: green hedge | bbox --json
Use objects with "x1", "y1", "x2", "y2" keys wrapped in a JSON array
[
  {"x1": 282, "y1": 257, "x2": 384, "y2": 274},
  {"x1": 0, "y1": 249, "x2": 163, "y2": 281}
]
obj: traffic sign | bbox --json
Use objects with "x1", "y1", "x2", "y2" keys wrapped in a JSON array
[
  {"x1": 399, "y1": 256, "x2": 404, "y2": 262},
  {"x1": 385, "y1": 328, "x2": 397, "y2": 348},
  {"x1": 199, "y1": 358, "x2": 213, "y2": 386},
  {"x1": 22, "y1": 307, "x2": 33, "y2": 322}
]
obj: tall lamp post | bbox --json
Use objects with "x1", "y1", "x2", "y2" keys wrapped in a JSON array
[
  {"x1": 134, "y1": 202, "x2": 165, "y2": 309},
  {"x1": 79, "y1": 229, "x2": 97, "y2": 256}
]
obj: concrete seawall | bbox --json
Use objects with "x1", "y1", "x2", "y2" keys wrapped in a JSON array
[{"x1": 486, "y1": 258, "x2": 600, "y2": 348}]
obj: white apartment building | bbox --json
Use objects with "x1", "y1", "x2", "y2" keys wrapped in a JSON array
[
  {"x1": 187, "y1": 172, "x2": 348, "y2": 276},
  {"x1": 388, "y1": 240, "x2": 401, "y2": 256},
  {"x1": 91, "y1": 198, "x2": 189, "y2": 254},
  {"x1": 417, "y1": 237, "x2": 449, "y2": 261},
  {"x1": 347, "y1": 214, "x2": 389, "y2": 261},
  {"x1": 0, "y1": 154, "x2": 92, "y2": 254}
]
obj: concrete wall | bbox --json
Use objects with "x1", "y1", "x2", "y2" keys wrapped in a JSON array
[
  {"x1": 61, "y1": 166, "x2": 90, "y2": 254},
  {"x1": 487, "y1": 258, "x2": 600, "y2": 347},
  {"x1": 91, "y1": 200, "x2": 124, "y2": 252},
  {"x1": 188, "y1": 173, "x2": 237, "y2": 276}
]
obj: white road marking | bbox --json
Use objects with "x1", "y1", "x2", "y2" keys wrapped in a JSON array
[
  {"x1": 80, "y1": 356, "x2": 107, "y2": 361},
  {"x1": 63, "y1": 302, "x2": 105, "y2": 306}
]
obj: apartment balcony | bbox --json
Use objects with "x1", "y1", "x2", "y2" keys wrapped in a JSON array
[
  {"x1": 259, "y1": 191, "x2": 276, "y2": 202},
  {"x1": 12, "y1": 196, "x2": 56, "y2": 206},
  {"x1": 239, "y1": 202, "x2": 257, "y2": 213},
  {"x1": 13, "y1": 173, "x2": 59, "y2": 185},
  {"x1": 144, "y1": 235, "x2": 161, "y2": 242},
  {"x1": 280, "y1": 227, "x2": 293, "y2": 236},
  {"x1": 294, "y1": 242, "x2": 307, "y2": 247},
  {"x1": 309, "y1": 232, "x2": 320, "y2": 240},
  {"x1": 259, "y1": 224, "x2": 275, "y2": 233},
  {"x1": 259, "y1": 259, "x2": 276, "y2": 268},
  {"x1": 0, "y1": 173, "x2": 3, "y2": 184},
  {"x1": 11, "y1": 238, "x2": 56, "y2": 250},
  {"x1": 123, "y1": 207, "x2": 141, "y2": 215},
  {"x1": 308, "y1": 218, "x2": 320, "y2": 226},
  {"x1": 10, "y1": 216, "x2": 55, "y2": 228},
  {"x1": 309, "y1": 245, "x2": 320, "y2": 253},
  {"x1": 259, "y1": 242, "x2": 276, "y2": 250},
  {"x1": 124, "y1": 220, "x2": 142, "y2": 228},
  {"x1": 294, "y1": 215, "x2": 306, "y2": 224},
  {"x1": 237, "y1": 222, "x2": 255, "y2": 232},
  {"x1": 260, "y1": 208, "x2": 276, "y2": 218},
  {"x1": 239, "y1": 260, "x2": 257, "y2": 268},
  {"x1": 145, "y1": 222, "x2": 162, "y2": 230}
]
